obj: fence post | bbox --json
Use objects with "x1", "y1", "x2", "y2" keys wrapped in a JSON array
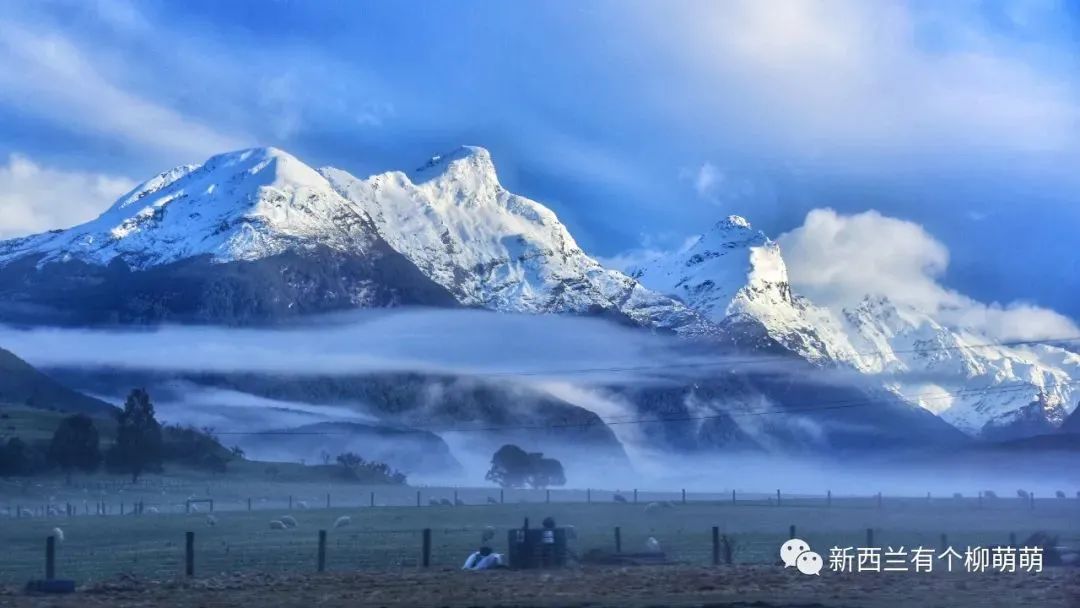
[
  {"x1": 45, "y1": 536, "x2": 55, "y2": 580},
  {"x1": 121, "y1": 502, "x2": 124, "y2": 516},
  {"x1": 940, "y1": 533, "x2": 948, "y2": 549},
  {"x1": 185, "y1": 531, "x2": 195, "y2": 577},
  {"x1": 682, "y1": 489, "x2": 686, "y2": 504},
  {"x1": 877, "y1": 492, "x2": 882, "y2": 510},
  {"x1": 615, "y1": 526, "x2": 622, "y2": 553},
  {"x1": 789, "y1": 525, "x2": 796, "y2": 540},
  {"x1": 546, "y1": 490, "x2": 550, "y2": 504},
  {"x1": 454, "y1": 490, "x2": 459, "y2": 505},
  {"x1": 711, "y1": 526, "x2": 720, "y2": 566},
  {"x1": 370, "y1": 492, "x2": 375, "y2": 508},
  {"x1": 247, "y1": 498, "x2": 251, "y2": 511},
  {"x1": 416, "y1": 490, "x2": 421, "y2": 507},
  {"x1": 827, "y1": 490, "x2": 831, "y2": 507},
  {"x1": 16, "y1": 504, "x2": 20, "y2": 519},
  {"x1": 1030, "y1": 492, "x2": 1035, "y2": 510},
  {"x1": 776, "y1": 489, "x2": 781, "y2": 506},
  {"x1": 421, "y1": 529, "x2": 432, "y2": 567},
  {"x1": 978, "y1": 491, "x2": 983, "y2": 509},
  {"x1": 633, "y1": 489, "x2": 638, "y2": 504},
  {"x1": 326, "y1": 493, "x2": 330, "y2": 509},
  {"x1": 318, "y1": 530, "x2": 327, "y2": 572},
  {"x1": 1009, "y1": 532, "x2": 1017, "y2": 547},
  {"x1": 586, "y1": 488, "x2": 591, "y2": 504},
  {"x1": 500, "y1": 489, "x2": 504, "y2": 504},
  {"x1": 866, "y1": 528, "x2": 874, "y2": 548},
  {"x1": 731, "y1": 490, "x2": 735, "y2": 505},
  {"x1": 289, "y1": 495, "x2": 293, "y2": 510}
]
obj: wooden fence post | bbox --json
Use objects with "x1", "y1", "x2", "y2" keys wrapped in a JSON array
[
  {"x1": 416, "y1": 490, "x2": 421, "y2": 507},
  {"x1": 940, "y1": 533, "x2": 948, "y2": 549},
  {"x1": 682, "y1": 489, "x2": 686, "y2": 504},
  {"x1": 421, "y1": 529, "x2": 432, "y2": 567},
  {"x1": 827, "y1": 490, "x2": 831, "y2": 507},
  {"x1": 586, "y1": 488, "x2": 591, "y2": 504},
  {"x1": 185, "y1": 531, "x2": 194, "y2": 577},
  {"x1": 317, "y1": 530, "x2": 327, "y2": 572},
  {"x1": 776, "y1": 489, "x2": 781, "y2": 506},
  {"x1": 711, "y1": 526, "x2": 720, "y2": 566},
  {"x1": 454, "y1": 490, "x2": 459, "y2": 505},
  {"x1": 866, "y1": 528, "x2": 874, "y2": 548},
  {"x1": 370, "y1": 492, "x2": 375, "y2": 508},
  {"x1": 789, "y1": 525, "x2": 796, "y2": 539},
  {"x1": 500, "y1": 489, "x2": 504, "y2": 504},
  {"x1": 289, "y1": 495, "x2": 293, "y2": 510},
  {"x1": 546, "y1": 490, "x2": 550, "y2": 504},
  {"x1": 326, "y1": 493, "x2": 330, "y2": 509},
  {"x1": 45, "y1": 536, "x2": 55, "y2": 580},
  {"x1": 614, "y1": 526, "x2": 622, "y2": 553},
  {"x1": 1009, "y1": 532, "x2": 1017, "y2": 547},
  {"x1": 633, "y1": 489, "x2": 638, "y2": 504},
  {"x1": 247, "y1": 498, "x2": 251, "y2": 511},
  {"x1": 731, "y1": 490, "x2": 735, "y2": 505},
  {"x1": 877, "y1": 492, "x2": 883, "y2": 510}
]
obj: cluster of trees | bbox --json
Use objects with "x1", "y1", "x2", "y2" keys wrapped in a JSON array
[
  {"x1": 485, "y1": 444, "x2": 566, "y2": 489},
  {"x1": 334, "y1": 451, "x2": 407, "y2": 485},
  {"x1": 0, "y1": 389, "x2": 240, "y2": 481}
]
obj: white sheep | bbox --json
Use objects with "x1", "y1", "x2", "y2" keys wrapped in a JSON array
[
  {"x1": 645, "y1": 537, "x2": 661, "y2": 553},
  {"x1": 18, "y1": 508, "x2": 32, "y2": 518},
  {"x1": 333, "y1": 515, "x2": 351, "y2": 529},
  {"x1": 644, "y1": 502, "x2": 662, "y2": 514},
  {"x1": 146, "y1": 506, "x2": 160, "y2": 514},
  {"x1": 51, "y1": 527, "x2": 64, "y2": 543},
  {"x1": 295, "y1": 500, "x2": 308, "y2": 510},
  {"x1": 206, "y1": 514, "x2": 218, "y2": 526},
  {"x1": 280, "y1": 515, "x2": 298, "y2": 528},
  {"x1": 269, "y1": 520, "x2": 287, "y2": 530}
]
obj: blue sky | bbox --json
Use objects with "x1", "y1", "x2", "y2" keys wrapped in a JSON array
[{"x1": 1, "y1": 0, "x2": 1078, "y2": 326}]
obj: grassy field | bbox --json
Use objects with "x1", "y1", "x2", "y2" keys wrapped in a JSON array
[{"x1": 2, "y1": 484, "x2": 1078, "y2": 586}]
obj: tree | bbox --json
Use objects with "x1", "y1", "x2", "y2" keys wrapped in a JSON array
[
  {"x1": 485, "y1": 444, "x2": 566, "y2": 489},
  {"x1": 48, "y1": 414, "x2": 101, "y2": 483},
  {"x1": 108, "y1": 388, "x2": 163, "y2": 482}
]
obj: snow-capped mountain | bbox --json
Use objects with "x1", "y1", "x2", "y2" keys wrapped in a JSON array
[
  {"x1": 0, "y1": 148, "x2": 380, "y2": 268},
  {"x1": 322, "y1": 146, "x2": 709, "y2": 333},
  {"x1": 632, "y1": 217, "x2": 1080, "y2": 437}
]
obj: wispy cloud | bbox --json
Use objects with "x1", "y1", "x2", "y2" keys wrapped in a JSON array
[{"x1": 0, "y1": 153, "x2": 135, "y2": 238}]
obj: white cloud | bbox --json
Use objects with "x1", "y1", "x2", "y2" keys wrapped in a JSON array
[
  {"x1": 632, "y1": 0, "x2": 1080, "y2": 166},
  {"x1": 778, "y1": 208, "x2": 1078, "y2": 340},
  {"x1": 0, "y1": 25, "x2": 249, "y2": 161},
  {"x1": 0, "y1": 153, "x2": 135, "y2": 238}
]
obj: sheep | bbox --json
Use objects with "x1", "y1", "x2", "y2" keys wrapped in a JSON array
[
  {"x1": 333, "y1": 516, "x2": 351, "y2": 529},
  {"x1": 644, "y1": 502, "x2": 663, "y2": 515},
  {"x1": 439, "y1": 498, "x2": 452, "y2": 506},
  {"x1": 18, "y1": 508, "x2": 32, "y2": 518},
  {"x1": 429, "y1": 499, "x2": 440, "y2": 506},
  {"x1": 51, "y1": 527, "x2": 64, "y2": 543},
  {"x1": 206, "y1": 514, "x2": 218, "y2": 527},
  {"x1": 280, "y1": 515, "x2": 298, "y2": 528},
  {"x1": 661, "y1": 501, "x2": 677, "y2": 508},
  {"x1": 645, "y1": 537, "x2": 661, "y2": 553},
  {"x1": 295, "y1": 500, "x2": 309, "y2": 510},
  {"x1": 146, "y1": 506, "x2": 160, "y2": 514},
  {"x1": 1017, "y1": 489, "x2": 1029, "y2": 500},
  {"x1": 613, "y1": 494, "x2": 628, "y2": 504},
  {"x1": 269, "y1": 520, "x2": 287, "y2": 530},
  {"x1": 983, "y1": 490, "x2": 998, "y2": 499},
  {"x1": 486, "y1": 497, "x2": 498, "y2": 505},
  {"x1": 1056, "y1": 491, "x2": 1067, "y2": 499}
]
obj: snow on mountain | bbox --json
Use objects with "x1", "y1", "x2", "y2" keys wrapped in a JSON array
[
  {"x1": 0, "y1": 147, "x2": 381, "y2": 269},
  {"x1": 633, "y1": 217, "x2": 1080, "y2": 437},
  {"x1": 321, "y1": 146, "x2": 709, "y2": 333}
]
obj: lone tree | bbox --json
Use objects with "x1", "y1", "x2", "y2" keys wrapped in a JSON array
[
  {"x1": 48, "y1": 414, "x2": 101, "y2": 483},
  {"x1": 108, "y1": 388, "x2": 163, "y2": 482},
  {"x1": 485, "y1": 444, "x2": 566, "y2": 489}
]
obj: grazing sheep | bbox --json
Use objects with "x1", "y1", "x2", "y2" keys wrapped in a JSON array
[
  {"x1": 486, "y1": 497, "x2": 498, "y2": 505},
  {"x1": 613, "y1": 494, "x2": 628, "y2": 504},
  {"x1": 18, "y1": 508, "x2": 32, "y2": 518},
  {"x1": 1017, "y1": 489, "x2": 1030, "y2": 500},
  {"x1": 51, "y1": 527, "x2": 64, "y2": 543},
  {"x1": 983, "y1": 490, "x2": 998, "y2": 499},
  {"x1": 269, "y1": 520, "x2": 287, "y2": 530},
  {"x1": 662, "y1": 501, "x2": 676, "y2": 508},
  {"x1": 1056, "y1": 491, "x2": 1067, "y2": 499},
  {"x1": 296, "y1": 501, "x2": 309, "y2": 510},
  {"x1": 645, "y1": 537, "x2": 661, "y2": 553},
  {"x1": 333, "y1": 515, "x2": 351, "y2": 529},
  {"x1": 146, "y1": 507, "x2": 160, "y2": 514},
  {"x1": 206, "y1": 514, "x2": 218, "y2": 527},
  {"x1": 644, "y1": 502, "x2": 663, "y2": 514},
  {"x1": 280, "y1": 515, "x2": 298, "y2": 528},
  {"x1": 429, "y1": 499, "x2": 440, "y2": 506},
  {"x1": 439, "y1": 498, "x2": 452, "y2": 506}
]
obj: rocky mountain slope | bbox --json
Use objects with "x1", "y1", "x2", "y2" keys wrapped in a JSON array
[
  {"x1": 0, "y1": 145, "x2": 1068, "y2": 442},
  {"x1": 630, "y1": 216, "x2": 1079, "y2": 438}
]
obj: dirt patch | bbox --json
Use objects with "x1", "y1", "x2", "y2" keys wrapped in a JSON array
[{"x1": 2, "y1": 565, "x2": 1078, "y2": 608}]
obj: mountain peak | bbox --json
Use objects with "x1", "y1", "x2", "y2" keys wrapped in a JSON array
[
  {"x1": 714, "y1": 215, "x2": 752, "y2": 231},
  {"x1": 412, "y1": 145, "x2": 498, "y2": 186}
]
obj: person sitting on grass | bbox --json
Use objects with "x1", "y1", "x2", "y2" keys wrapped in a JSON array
[{"x1": 462, "y1": 546, "x2": 504, "y2": 570}]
